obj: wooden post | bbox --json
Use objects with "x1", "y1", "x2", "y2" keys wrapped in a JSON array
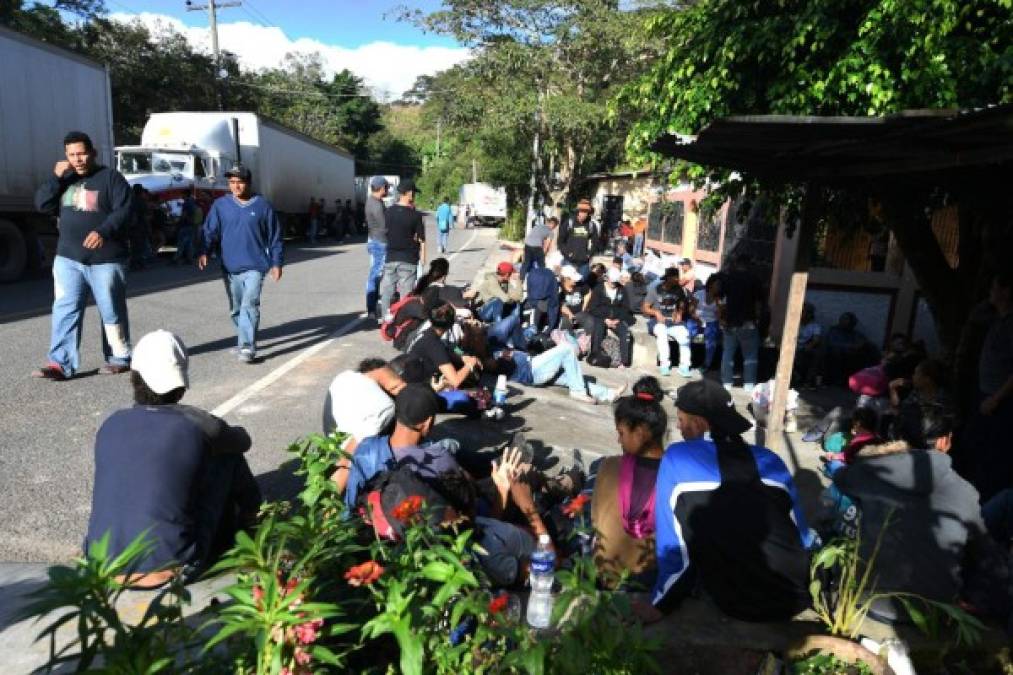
[{"x1": 767, "y1": 184, "x2": 822, "y2": 450}]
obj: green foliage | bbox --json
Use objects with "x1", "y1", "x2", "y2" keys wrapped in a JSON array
[
  {"x1": 501, "y1": 209, "x2": 526, "y2": 242},
  {"x1": 792, "y1": 651, "x2": 874, "y2": 674}
]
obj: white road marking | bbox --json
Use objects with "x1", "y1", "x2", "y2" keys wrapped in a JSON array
[{"x1": 212, "y1": 228, "x2": 482, "y2": 418}]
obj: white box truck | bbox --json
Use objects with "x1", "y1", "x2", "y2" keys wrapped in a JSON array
[
  {"x1": 458, "y1": 182, "x2": 507, "y2": 227},
  {"x1": 115, "y1": 111, "x2": 355, "y2": 244},
  {"x1": 0, "y1": 26, "x2": 115, "y2": 281}
]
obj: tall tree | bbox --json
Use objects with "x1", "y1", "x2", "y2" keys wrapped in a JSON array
[{"x1": 618, "y1": 0, "x2": 1013, "y2": 352}]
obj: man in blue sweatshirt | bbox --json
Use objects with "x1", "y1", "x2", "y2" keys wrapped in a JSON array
[
  {"x1": 32, "y1": 131, "x2": 133, "y2": 380},
  {"x1": 198, "y1": 165, "x2": 283, "y2": 363}
]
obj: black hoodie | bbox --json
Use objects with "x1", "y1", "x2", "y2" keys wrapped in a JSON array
[{"x1": 35, "y1": 166, "x2": 132, "y2": 264}]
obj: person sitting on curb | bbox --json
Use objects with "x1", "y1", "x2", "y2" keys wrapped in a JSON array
[
  {"x1": 587, "y1": 267, "x2": 635, "y2": 368},
  {"x1": 558, "y1": 265, "x2": 594, "y2": 333},
  {"x1": 84, "y1": 330, "x2": 262, "y2": 588},
  {"x1": 638, "y1": 379, "x2": 815, "y2": 623},
  {"x1": 591, "y1": 376, "x2": 666, "y2": 588},
  {"x1": 406, "y1": 301, "x2": 482, "y2": 389},
  {"x1": 469, "y1": 261, "x2": 523, "y2": 322},
  {"x1": 643, "y1": 267, "x2": 694, "y2": 378}
]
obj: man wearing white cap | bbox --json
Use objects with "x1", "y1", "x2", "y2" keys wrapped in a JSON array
[
  {"x1": 83, "y1": 330, "x2": 261, "y2": 586},
  {"x1": 586, "y1": 267, "x2": 635, "y2": 367}
]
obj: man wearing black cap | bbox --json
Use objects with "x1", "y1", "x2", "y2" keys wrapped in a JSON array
[
  {"x1": 647, "y1": 379, "x2": 815, "y2": 622},
  {"x1": 198, "y1": 164, "x2": 284, "y2": 363},
  {"x1": 378, "y1": 178, "x2": 426, "y2": 320}
]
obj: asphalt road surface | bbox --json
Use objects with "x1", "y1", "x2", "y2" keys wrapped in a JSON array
[{"x1": 0, "y1": 218, "x2": 497, "y2": 562}]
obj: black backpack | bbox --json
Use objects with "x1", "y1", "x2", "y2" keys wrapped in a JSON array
[{"x1": 358, "y1": 466, "x2": 450, "y2": 540}]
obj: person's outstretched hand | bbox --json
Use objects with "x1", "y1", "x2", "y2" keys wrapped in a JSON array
[{"x1": 491, "y1": 446, "x2": 524, "y2": 495}]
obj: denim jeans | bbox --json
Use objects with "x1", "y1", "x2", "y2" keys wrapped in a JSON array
[
  {"x1": 365, "y1": 240, "x2": 387, "y2": 315},
  {"x1": 703, "y1": 321, "x2": 722, "y2": 371},
  {"x1": 486, "y1": 306, "x2": 525, "y2": 350},
  {"x1": 378, "y1": 261, "x2": 418, "y2": 319},
  {"x1": 437, "y1": 230, "x2": 450, "y2": 252},
  {"x1": 225, "y1": 269, "x2": 265, "y2": 353},
  {"x1": 477, "y1": 298, "x2": 505, "y2": 323},
  {"x1": 308, "y1": 217, "x2": 319, "y2": 244},
  {"x1": 49, "y1": 255, "x2": 131, "y2": 376},
  {"x1": 721, "y1": 324, "x2": 760, "y2": 388},
  {"x1": 174, "y1": 225, "x2": 194, "y2": 262},
  {"x1": 652, "y1": 322, "x2": 691, "y2": 370},
  {"x1": 530, "y1": 343, "x2": 609, "y2": 400},
  {"x1": 632, "y1": 233, "x2": 645, "y2": 257}
]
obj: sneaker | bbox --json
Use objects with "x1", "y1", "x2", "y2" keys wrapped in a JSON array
[
  {"x1": 31, "y1": 363, "x2": 67, "y2": 380},
  {"x1": 723, "y1": 383, "x2": 733, "y2": 392},
  {"x1": 98, "y1": 364, "x2": 130, "y2": 375},
  {"x1": 569, "y1": 391, "x2": 596, "y2": 404},
  {"x1": 238, "y1": 349, "x2": 256, "y2": 364},
  {"x1": 659, "y1": 366, "x2": 671, "y2": 376},
  {"x1": 676, "y1": 366, "x2": 693, "y2": 378},
  {"x1": 744, "y1": 383, "x2": 756, "y2": 395}
]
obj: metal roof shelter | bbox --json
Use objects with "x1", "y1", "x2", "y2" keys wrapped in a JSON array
[{"x1": 650, "y1": 105, "x2": 1013, "y2": 444}]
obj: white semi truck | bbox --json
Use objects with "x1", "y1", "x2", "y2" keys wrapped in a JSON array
[
  {"x1": 115, "y1": 111, "x2": 355, "y2": 244},
  {"x1": 458, "y1": 182, "x2": 507, "y2": 227},
  {"x1": 0, "y1": 26, "x2": 116, "y2": 282}
]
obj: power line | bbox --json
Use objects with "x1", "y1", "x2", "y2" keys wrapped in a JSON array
[{"x1": 243, "y1": 0, "x2": 275, "y2": 26}]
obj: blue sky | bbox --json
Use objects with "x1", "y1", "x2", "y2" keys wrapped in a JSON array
[
  {"x1": 94, "y1": 1, "x2": 470, "y2": 97},
  {"x1": 102, "y1": 0, "x2": 461, "y2": 49}
]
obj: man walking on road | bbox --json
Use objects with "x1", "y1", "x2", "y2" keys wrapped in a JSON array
[
  {"x1": 365, "y1": 176, "x2": 390, "y2": 318},
  {"x1": 378, "y1": 178, "x2": 426, "y2": 320},
  {"x1": 436, "y1": 196, "x2": 453, "y2": 254},
  {"x1": 32, "y1": 131, "x2": 133, "y2": 380},
  {"x1": 198, "y1": 165, "x2": 283, "y2": 364}
]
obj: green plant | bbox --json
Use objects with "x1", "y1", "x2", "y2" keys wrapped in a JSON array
[
  {"x1": 809, "y1": 524, "x2": 985, "y2": 647},
  {"x1": 18, "y1": 531, "x2": 204, "y2": 674},
  {"x1": 501, "y1": 209, "x2": 525, "y2": 242},
  {"x1": 792, "y1": 651, "x2": 874, "y2": 675}
]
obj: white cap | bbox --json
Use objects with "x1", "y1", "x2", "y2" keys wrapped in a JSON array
[
  {"x1": 546, "y1": 251, "x2": 565, "y2": 269},
  {"x1": 606, "y1": 268, "x2": 622, "y2": 284},
  {"x1": 131, "y1": 330, "x2": 189, "y2": 394},
  {"x1": 560, "y1": 265, "x2": 583, "y2": 282}
]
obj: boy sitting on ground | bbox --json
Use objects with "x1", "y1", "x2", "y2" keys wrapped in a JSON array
[{"x1": 84, "y1": 330, "x2": 262, "y2": 587}]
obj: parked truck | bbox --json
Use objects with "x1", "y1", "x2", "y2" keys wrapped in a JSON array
[
  {"x1": 458, "y1": 182, "x2": 507, "y2": 227},
  {"x1": 0, "y1": 26, "x2": 115, "y2": 282},
  {"x1": 115, "y1": 111, "x2": 355, "y2": 245}
]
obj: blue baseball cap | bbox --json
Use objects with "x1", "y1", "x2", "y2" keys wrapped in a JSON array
[{"x1": 369, "y1": 176, "x2": 390, "y2": 190}]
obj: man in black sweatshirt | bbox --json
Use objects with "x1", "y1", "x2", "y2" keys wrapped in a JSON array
[
  {"x1": 558, "y1": 199, "x2": 596, "y2": 276},
  {"x1": 32, "y1": 131, "x2": 133, "y2": 380}
]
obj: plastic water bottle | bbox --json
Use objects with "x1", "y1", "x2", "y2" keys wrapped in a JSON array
[
  {"x1": 493, "y1": 374, "x2": 508, "y2": 407},
  {"x1": 526, "y1": 534, "x2": 555, "y2": 628}
]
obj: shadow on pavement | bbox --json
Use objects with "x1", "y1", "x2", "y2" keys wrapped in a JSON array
[{"x1": 186, "y1": 312, "x2": 366, "y2": 361}]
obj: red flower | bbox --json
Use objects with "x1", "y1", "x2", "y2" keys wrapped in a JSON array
[
  {"x1": 294, "y1": 646, "x2": 312, "y2": 665},
  {"x1": 561, "y1": 493, "x2": 590, "y2": 518},
  {"x1": 391, "y1": 495, "x2": 425, "y2": 522},
  {"x1": 282, "y1": 576, "x2": 300, "y2": 596},
  {"x1": 488, "y1": 593, "x2": 509, "y2": 615},
  {"x1": 344, "y1": 560, "x2": 385, "y2": 587},
  {"x1": 294, "y1": 618, "x2": 324, "y2": 645},
  {"x1": 252, "y1": 585, "x2": 264, "y2": 608}
]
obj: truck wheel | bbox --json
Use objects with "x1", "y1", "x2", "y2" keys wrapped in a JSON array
[{"x1": 0, "y1": 220, "x2": 28, "y2": 282}]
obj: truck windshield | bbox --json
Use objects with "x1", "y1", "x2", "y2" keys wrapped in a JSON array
[{"x1": 118, "y1": 151, "x2": 193, "y2": 177}]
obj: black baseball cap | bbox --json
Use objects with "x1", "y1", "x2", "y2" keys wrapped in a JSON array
[
  {"x1": 225, "y1": 164, "x2": 252, "y2": 181},
  {"x1": 398, "y1": 178, "x2": 419, "y2": 194},
  {"x1": 675, "y1": 379, "x2": 753, "y2": 436},
  {"x1": 395, "y1": 384, "x2": 441, "y2": 428}
]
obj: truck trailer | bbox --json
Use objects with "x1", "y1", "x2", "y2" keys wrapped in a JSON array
[
  {"x1": 115, "y1": 111, "x2": 355, "y2": 244},
  {"x1": 0, "y1": 26, "x2": 115, "y2": 282},
  {"x1": 458, "y1": 182, "x2": 507, "y2": 227}
]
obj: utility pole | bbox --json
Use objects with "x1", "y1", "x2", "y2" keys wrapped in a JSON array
[
  {"x1": 186, "y1": 0, "x2": 242, "y2": 110},
  {"x1": 472, "y1": 158, "x2": 478, "y2": 183},
  {"x1": 436, "y1": 118, "x2": 442, "y2": 158}
]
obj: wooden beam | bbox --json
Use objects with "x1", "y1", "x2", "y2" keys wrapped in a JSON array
[{"x1": 767, "y1": 184, "x2": 822, "y2": 450}]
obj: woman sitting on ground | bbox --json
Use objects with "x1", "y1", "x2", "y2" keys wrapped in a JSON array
[{"x1": 591, "y1": 376, "x2": 666, "y2": 587}]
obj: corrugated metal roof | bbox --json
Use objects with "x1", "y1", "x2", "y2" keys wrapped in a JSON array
[{"x1": 650, "y1": 105, "x2": 1013, "y2": 182}]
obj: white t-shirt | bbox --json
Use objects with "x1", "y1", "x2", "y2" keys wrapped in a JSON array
[{"x1": 328, "y1": 371, "x2": 394, "y2": 441}]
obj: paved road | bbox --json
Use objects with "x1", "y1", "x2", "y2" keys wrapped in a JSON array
[{"x1": 0, "y1": 218, "x2": 496, "y2": 562}]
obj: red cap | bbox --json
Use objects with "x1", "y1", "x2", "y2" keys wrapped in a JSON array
[{"x1": 496, "y1": 262, "x2": 514, "y2": 275}]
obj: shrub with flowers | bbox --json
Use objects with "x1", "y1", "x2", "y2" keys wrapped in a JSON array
[{"x1": 22, "y1": 432, "x2": 661, "y2": 674}]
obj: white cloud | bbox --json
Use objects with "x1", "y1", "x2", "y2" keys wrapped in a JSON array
[{"x1": 109, "y1": 12, "x2": 469, "y2": 99}]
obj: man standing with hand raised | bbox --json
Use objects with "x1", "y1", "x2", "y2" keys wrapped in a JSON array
[
  {"x1": 198, "y1": 165, "x2": 283, "y2": 364},
  {"x1": 32, "y1": 131, "x2": 133, "y2": 380}
]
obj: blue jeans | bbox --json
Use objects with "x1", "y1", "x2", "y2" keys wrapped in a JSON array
[
  {"x1": 703, "y1": 321, "x2": 721, "y2": 370},
  {"x1": 487, "y1": 306, "x2": 525, "y2": 349},
  {"x1": 477, "y1": 298, "x2": 505, "y2": 323},
  {"x1": 437, "y1": 229, "x2": 450, "y2": 252},
  {"x1": 632, "y1": 233, "x2": 644, "y2": 257},
  {"x1": 308, "y1": 217, "x2": 319, "y2": 244},
  {"x1": 365, "y1": 239, "x2": 386, "y2": 315},
  {"x1": 49, "y1": 255, "x2": 131, "y2": 376},
  {"x1": 225, "y1": 269, "x2": 265, "y2": 353},
  {"x1": 721, "y1": 324, "x2": 760, "y2": 388},
  {"x1": 530, "y1": 344, "x2": 609, "y2": 400},
  {"x1": 174, "y1": 225, "x2": 194, "y2": 262}
]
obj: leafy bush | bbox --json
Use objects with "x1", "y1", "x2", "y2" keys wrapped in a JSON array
[
  {"x1": 501, "y1": 209, "x2": 526, "y2": 242},
  {"x1": 24, "y1": 432, "x2": 661, "y2": 674}
]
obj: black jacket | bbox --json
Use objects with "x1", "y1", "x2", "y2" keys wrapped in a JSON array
[
  {"x1": 558, "y1": 214, "x2": 594, "y2": 265},
  {"x1": 587, "y1": 284, "x2": 634, "y2": 325},
  {"x1": 35, "y1": 166, "x2": 132, "y2": 263}
]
